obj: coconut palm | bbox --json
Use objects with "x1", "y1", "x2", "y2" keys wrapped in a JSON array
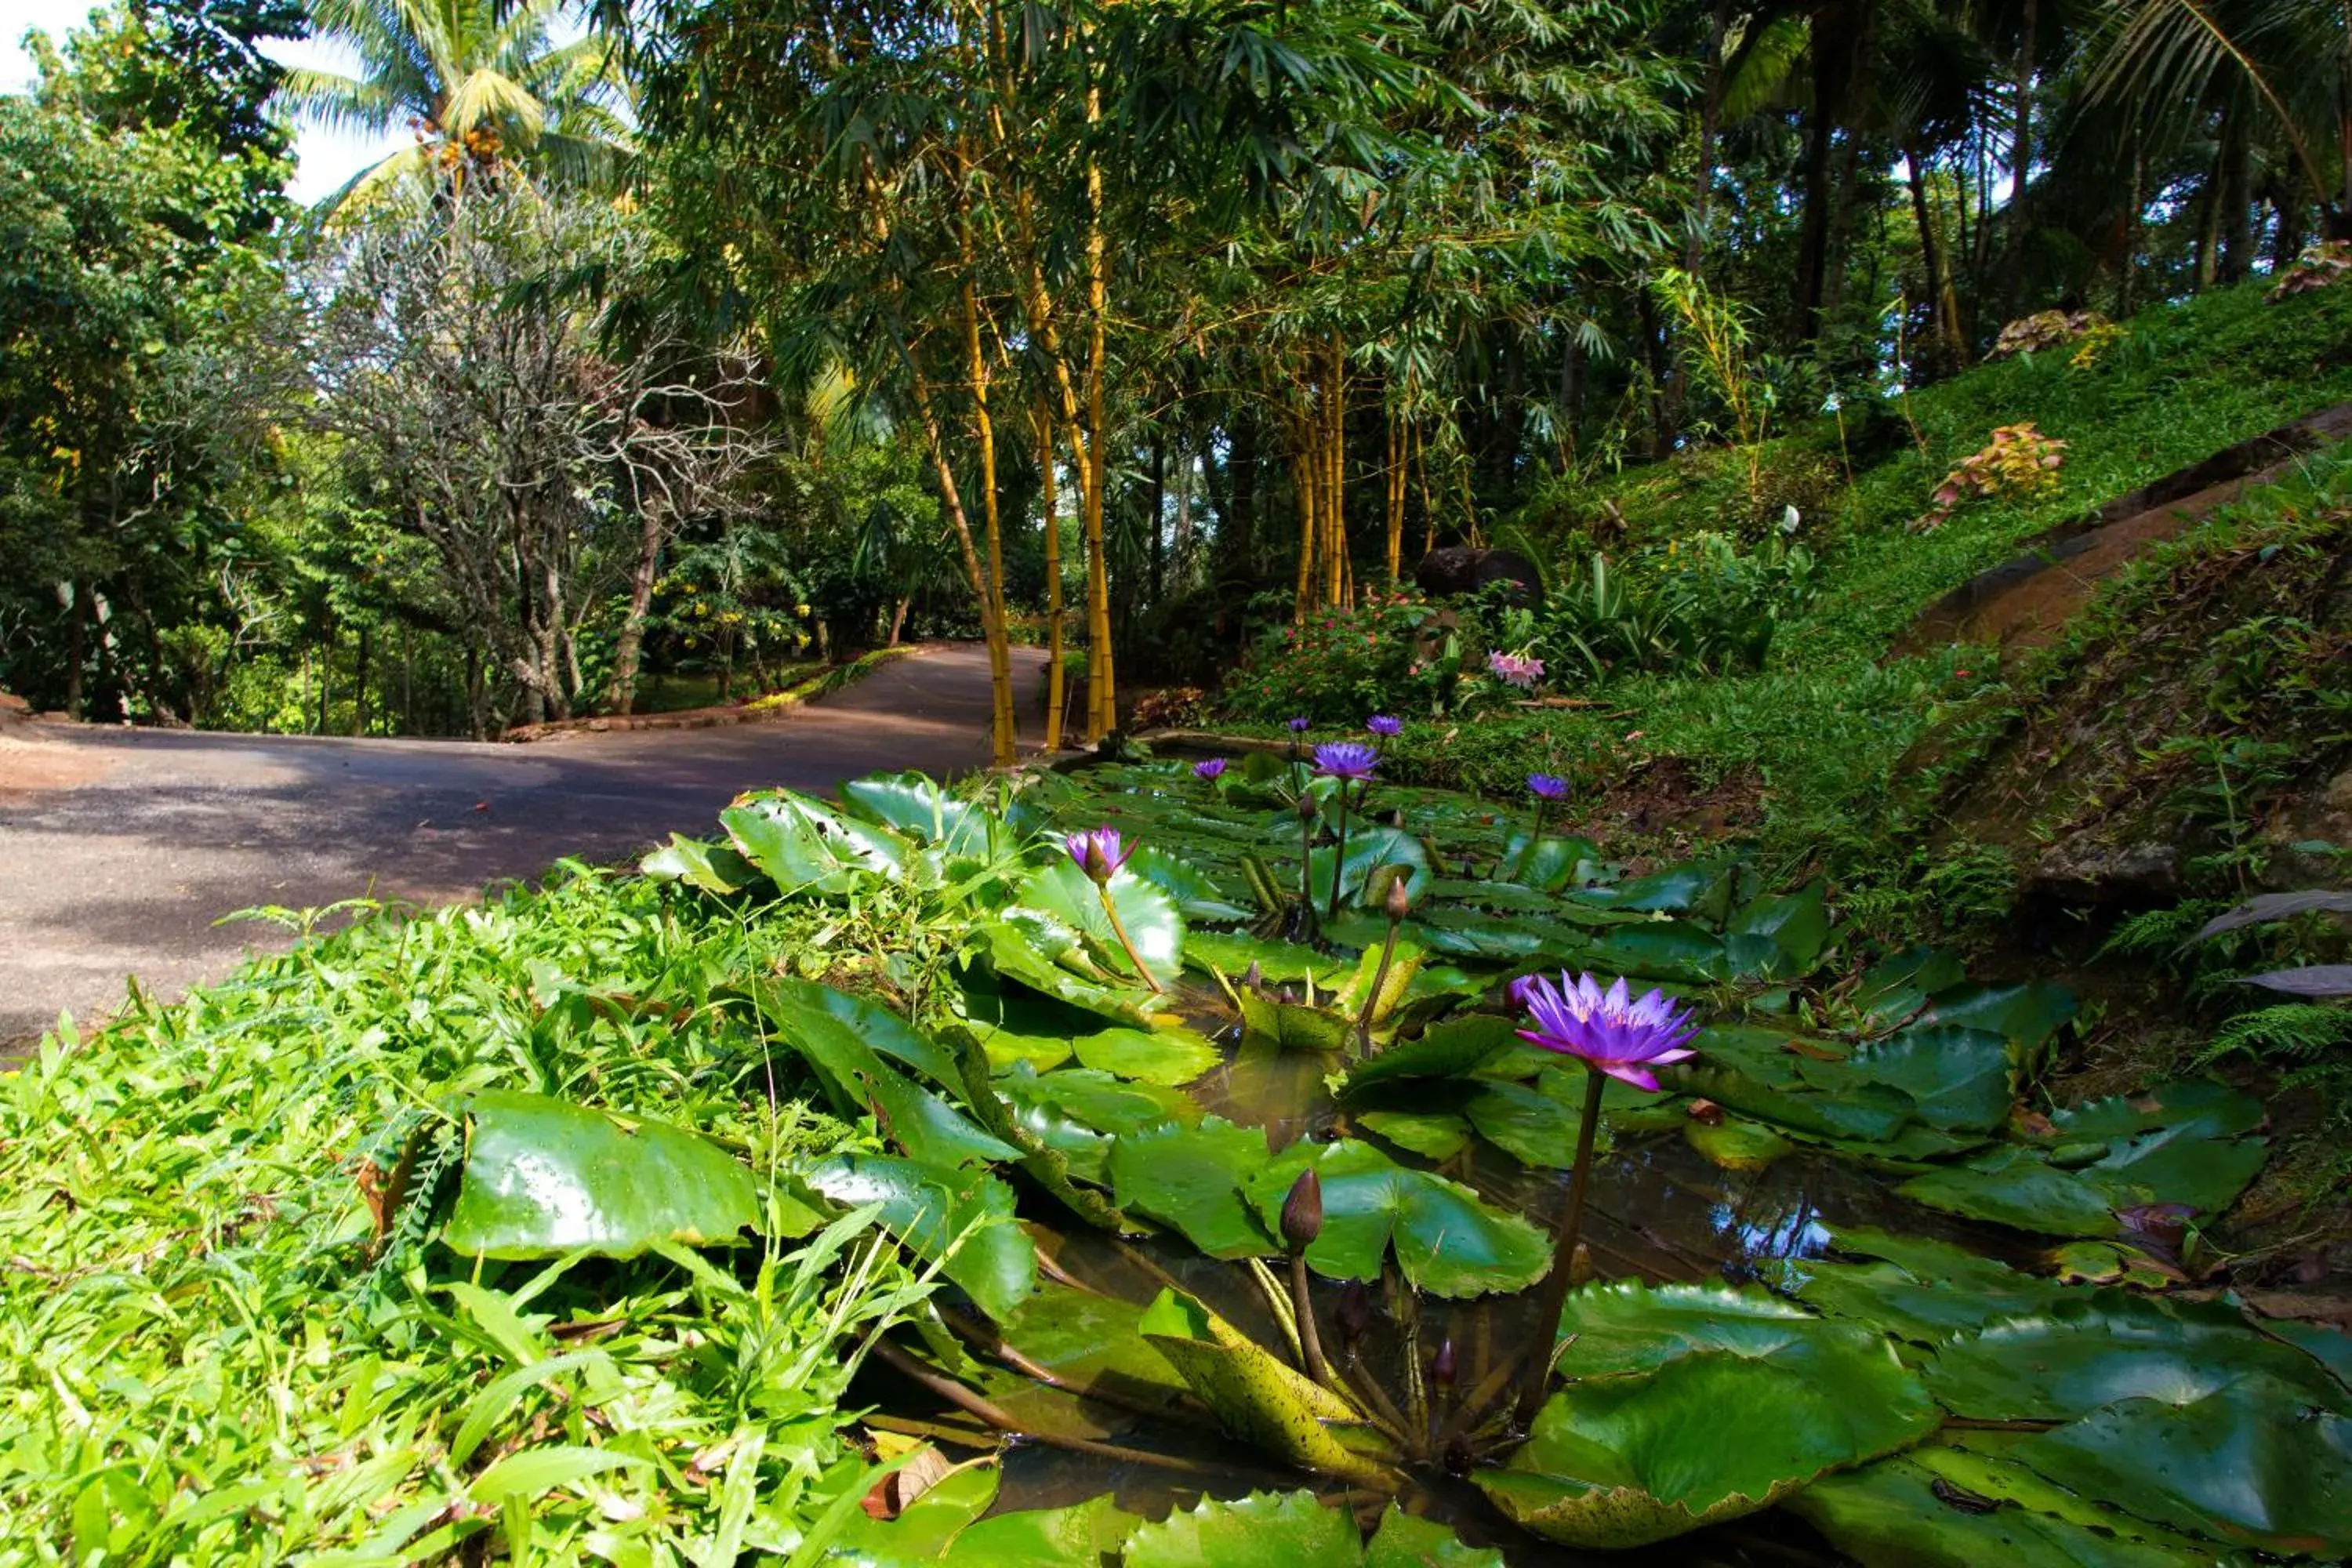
[{"x1": 278, "y1": 0, "x2": 632, "y2": 216}]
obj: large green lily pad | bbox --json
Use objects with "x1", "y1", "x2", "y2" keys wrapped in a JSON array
[
  {"x1": 753, "y1": 981, "x2": 1018, "y2": 1170},
  {"x1": 1897, "y1": 1145, "x2": 2122, "y2": 1236},
  {"x1": 443, "y1": 1090, "x2": 758, "y2": 1261},
  {"x1": 804, "y1": 1154, "x2": 1036, "y2": 1320},
  {"x1": 1015, "y1": 860, "x2": 1187, "y2": 986},
  {"x1": 1786, "y1": 1454, "x2": 2223, "y2": 1567},
  {"x1": 1108, "y1": 1116, "x2": 1277, "y2": 1258},
  {"x1": 1478, "y1": 1341, "x2": 1939, "y2": 1548},
  {"x1": 1243, "y1": 1138, "x2": 1552, "y2": 1298}
]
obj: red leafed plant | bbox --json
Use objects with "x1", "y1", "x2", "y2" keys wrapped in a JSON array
[{"x1": 1911, "y1": 423, "x2": 2068, "y2": 533}]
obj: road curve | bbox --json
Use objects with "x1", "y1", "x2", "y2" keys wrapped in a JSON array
[{"x1": 0, "y1": 644, "x2": 1047, "y2": 1047}]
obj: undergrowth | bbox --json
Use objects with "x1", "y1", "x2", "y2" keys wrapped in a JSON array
[{"x1": 0, "y1": 872, "x2": 929, "y2": 1564}]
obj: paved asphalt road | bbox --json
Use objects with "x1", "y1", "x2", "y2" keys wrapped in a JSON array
[{"x1": 0, "y1": 644, "x2": 1047, "y2": 1047}]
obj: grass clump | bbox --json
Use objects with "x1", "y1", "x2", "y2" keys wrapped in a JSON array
[{"x1": 0, "y1": 871, "x2": 927, "y2": 1563}]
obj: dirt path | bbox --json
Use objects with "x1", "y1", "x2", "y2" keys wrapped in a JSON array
[{"x1": 0, "y1": 644, "x2": 1047, "y2": 1047}]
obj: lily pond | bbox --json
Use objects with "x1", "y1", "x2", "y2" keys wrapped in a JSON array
[
  {"x1": 65, "y1": 746, "x2": 2340, "y2": 1564},
  {"x1": 598, "y1": 746, "x2": 2342, "y2": 1564}
]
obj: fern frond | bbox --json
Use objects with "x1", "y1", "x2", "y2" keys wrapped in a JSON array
[{"x1": 2196, "y1": 1003, "x2": 2352, "y2": 1067}]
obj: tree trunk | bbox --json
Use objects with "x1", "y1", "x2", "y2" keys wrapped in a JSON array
[
  {"x1": 608, "y1": 499, "x2": 667, "y2": 716},
  {"x1": 1907, "y1": 147, "x2": 1961, "y2": 377},
  {"x1": 63, "y1": 583, "x2": 85, "y2": 720},
  {"x1": 1146, "y1": 433, "x2": 1167, "y2": 607},
  {"x1": 352, "y1": 624, "x2": 371, "y2": 736},
  {"x1": 1082, "y1": 110, "x2": 1116, "y2": 739},
  {"x1": 2001, "y1": 0, "x2": 2038, "y2": 319},
  {"x1": 2220, "y1": 105, "x2": 2253, "y2": 285},
  {"x1": 960, "y1": 252, "x2": 1018, "y2": 767},
  {"x1": 1795, "y1": 0, "x2": 1864, "y2": 343}
]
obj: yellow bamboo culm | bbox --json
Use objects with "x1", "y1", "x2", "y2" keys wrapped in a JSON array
[{"x1": 1035, "y1": 401, "x2": 1067, "y2": 751}]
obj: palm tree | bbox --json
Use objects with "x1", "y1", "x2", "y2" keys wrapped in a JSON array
[{"x1": 278, "y1": 0, "x2": 631, "y2": 216}]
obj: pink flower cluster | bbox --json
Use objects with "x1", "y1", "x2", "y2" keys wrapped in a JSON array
[{"x1": 1487, "y1": 650, "x2": 1546, "y2": 689}]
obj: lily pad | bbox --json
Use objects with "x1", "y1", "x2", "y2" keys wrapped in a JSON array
[
  {"x1": 1123, "y1": 1488, "x2": 1366, "y2": 1568},
  {"x1": 1787, "y1": 1454, "x2": 2222, "y2": 1567},
  {"x1": 978, "y1": 917, "x2": 1163, "y2": 1026},
  {"x1": 638, "y1": 833, "x2": 758, "y2": 895},
  {"x1": 443, "y1": 1090, "x2": 758, "y2": 1261},
  {"x1": 1825, "y1": 1024, "x2": 2017, "y2": 1133},
  {"x1": 804, "y1": 1154, "x2": 1036, "y2": 1320},
  {"x1": 1014, "y1": 860, "x2": 1186, "y2": 985},
  {"x1": 1920, "y1": 981, "x2": 2076, "y2": 1060},
  {"x1": 1237, "y1": 989, "x2": 1353, "y2": 1054},
  {"x1": 2013, "y1": 1372, "x2": 2352, "y2": 1557},
  {"x1": 1358, "y1": 1109, "x2": 1472, "y2": 1160},
  {"x1": 1108, "y1": 1117, "x2": 1277, "y2": 1258},
  {"x1": 1685, "y1": 1116, "x2": 1794, "y2": 1171},
  {"x1": 753, "y1": 975, "x2": 964, "y2": 1090},
  {"x1": 1924, "y1": 1293, "x2": 2346, "y2": 1421},
  {"x1": 841, "y1": 772, "x2": 1005, "y2": 857},
  {"x1": 1136, "y1": 1293, "x2": 1398, "y2": 1487},
  {"x1": 1184, "y1": 931, "x2": 1350, "y2": 987},
  {"x1": 1337, "y1": 1013, "x2": 1516, "y2": 1096},
  {"x1": 1898, "y1": 1145, "x2": 2121, "y2": 1236},
  {"x1": 1479, "y1": 1341, "x2": 1939, "y2": 1548},
  {"x1": 1072, "y1": 1025, "x2": 1223, "y2": 1087},
  {"x1": 1244, "y1": 1138, "x2": 1552, "y2": 1298},
  {"x1": 938, "y1": 1494, "x2": 1142, "y2": 1566},
  {"x1": 1724, "y1": 884, "x2": 1831, "y2": 980},
  {"x1": 1306, "y1": 824, "x2": 1434, "y2": 913},
  {"x1": 753, "y1": 981, "x2": 1019, "y2": 1170},
  {"x1": 1128, "y1": 845, "x2": 1255, "y2": 924},
  {"x1": 2038, "y1": 1079, "x2": 2266, "y2": 1142},
  {"x1": 1363, "y1": 1506, "x2": 1507, "y2": 1567},
  {"x1": 1766, "y1": 1228, "x2": 2066, "y2": 1343}
]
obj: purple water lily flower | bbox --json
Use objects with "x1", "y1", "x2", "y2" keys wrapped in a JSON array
[
  {"x1": 1367, "y1": 714, "x2": 1403, "y2": 738},
  {"x1": 1194, "y1": 757, "x2": 1229, "y2": 781},
  {"x1": 1528, "y1": 773, "x2": 1569, "y2": 800},
  {"x1": 1312, "y1": 741, "x2": 1379, "y2": 781},
  {"x1": 1512, "y1": 971, "x2": 1698, "y2": 1092},
  {"x1": 1287, "y1": 717, "x2": 1313, "y2": 734},
  {"x1": 1065, "y1": 826, "x2": 1132, "y2": 884}
]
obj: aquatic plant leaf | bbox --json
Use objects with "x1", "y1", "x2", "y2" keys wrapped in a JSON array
[
  {"x1": 1122, "y1": 1488, "x2": 1367, "y2": 1567},
  {"x1": 1897, "y1": 1145, "x2": 2120, "y2": 1236},
  {"x1": 1460, "y1": 1077, "x2": 1585, "y2": 1168},
  {"x1": 841, "y1": 772, "x2": 1004, "y2": 857},
  {"x1": 1336, "y1": 1013, "x2": 1516, "y2": 1096},
  {"x1": 1183, "y1": 931, "x2": 1350, "y2": 987},
  {"x1": 998, "y1": 1063, "x2": 1199, "y2": 1134},
  {"x1": 1394, "y1": 909, "x2": 1554, "y2": 960},
  {"x1": 1071, "y1": 1025, "x2": 1221, "y2": 1087},
  {"x1": 1724, "y1": 885, "x2": 1831, "y2": 980},
  {"x1": 2190, "y1": 890, "x2": 2352, "y2": 944},
  {"x1": 1014, "y1": 861, "x2": 1186, "y2": 985},
  {"x1": 1671, "y1": 1058, "x2": 1915, "y2": 1142},
  {"x1": 1236, "y1": 990, "x2": 1353, "y2": 1053},
  {"x1": 1918, "y1": 1434, "x2": 2241, "y2": 1555},
  {"x1": 638, "y1": 833, "x2": 758, "y2": 895},
  {"x1": 1127, "y1": 846, "x2": 1255, "y2": 924},
  {"x1": 1359, "y1": 1109, "x2": 1472, "y2": 1160},
  {"x1": 1923, "y1": 1293, "x2": 2346, "y2": 1421},
  {"x1": 977, "y1": 919, "x2": 1163, "y2": 1026},
  {"x1": 756, "y1": 975, "x2": 963, "y2": 1089},
  {"x1": 753, "y1": 982, "x2": 1020, "y2": 1169},
  {"x1": 722, "y1": 790, "x2": 903, "y2": 892},
  {"x1": 2038, "y1": 1080, "x2": 2265, "y2": 1142},
  {"x1": 828, "y1": 1461, "x2": 1001, "y2": 1564},
  {"x1": 2079, "y1": 1120, "x2": 2267, "y2": 1213},
  {"x1": 1108, "y1": 1117, "x2": 1277, "y2": 1258},
  {"x1": 1684, "y1": 1116, "x2": 1794, "y2": 1171},
  {"x1": 1765, "y1": 1228, "x2": 2065, "y2": 1343},
  {"x1": 938, "y1": 1494, "x2": 1142, "y2": 1566},
  {"x1": 1548, "y1": 1280, "x2": 1863, "y2": 1374},
  {"x1": 1245, "y1": 1138, "x2": 1552, "y2": 1298},
  {"x1": 804, "y1": 1154, "x2": 1035, "y2": 1320},
  {"x1": 1363, "y1": 1505, "x2": 1508, "y2": 1568},
  {"x1": 1134, "y1": 1298, "x2": 1398, "y2": 1490},
  {"x1": 1919, "y1": 981, "x2": 2076, "y2": 1057},
  {"x1": 1853, "y1": 946, "x2": 1968, "y2": 1025},
  {"x1": 2015, "y1": 1372, "x2": 2352, "y2": 1555},
  {"x1": 1570, "y1": 860, "x2": 1735, "y2": 916},
  {"x1": 1306, "y1": 824, "x2": 1434, "y2": 912},
  {"x1": 1826, "y1": 1024, "x2": 2016, "y2": 1132},
  {"x1": 1575, "y1": 920, "x2": 1730, "y2": 984},
  {"x1": 1479, "y1": 1342, "x2": 1938, "y2": 1549},
  {"x1": 989, "y1": 1283, "x2": 1194, "y2": 1414},
  {"x1": 1497, "y1": 833, "x2": 1602, "y2": 892},
  {"x1": 2259, "y1": 1318, "x2": 2352, "y2": 1392},
  {"x1": 1787, "y1": 1455, "x2": 2221, "y2": 1567},
  {"x1": 443, "y1": 1091, "x2": 757, "y2": 1261}
]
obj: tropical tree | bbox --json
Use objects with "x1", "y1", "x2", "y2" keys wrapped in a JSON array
[{"x1": 279, "y1": 0, "x2": 632, "y2": 215}]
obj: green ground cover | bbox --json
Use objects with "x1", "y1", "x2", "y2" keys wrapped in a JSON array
[{"x1": 7, "y1": 758, "x2": 2343, "y2": 1563}]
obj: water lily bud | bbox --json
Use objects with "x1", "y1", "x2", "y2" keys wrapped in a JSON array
[
  {"x1": 1336, "y1": 1279, "x2": 1374, "y2": 1340},
  {"x1": 1384, "y1": 873, "x2": 1411, "y2": 923},
  {"x1": 1243, "y1": 960, "x2": 1264, "y2": 992},
  {"x1": 1280, "y1": 1168, "x2": 1323, "y2": 1250},
  {"x1": 1432, "y1": 1338, "x2": 1457, "y2": 1388},
  {"x1": 1083, "y1": 839, "x2": 1113, "y2": 885},
  {"x1": 1297, "y1": 792, "x2": 1317, "y2": 822}
]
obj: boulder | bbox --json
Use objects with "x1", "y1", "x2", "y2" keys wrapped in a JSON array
[
  {"x1": 1414, "y1": 546, "x2": 1541, "y2": 604},
  {"x1": 2025, "y1": 836, "x2": 2181, "y2": 906}
]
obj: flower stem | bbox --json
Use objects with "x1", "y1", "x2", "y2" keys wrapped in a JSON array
[
  {"x1": 1325, "y1": 784, "x2": 1351, "y2": 920},
  {"x1": 1356, "y1": 908, "x2": 1402, "y2": 1058},
  {"x1": 1289, "y1": 1251, "x2": 1330, "y2": 1386},
  {"x1": 1515, "y1": 1065, "x2": 1606, "y2": 1428},
  {"x1": 1098, "y1": 886, "x2": 1163, "y2": 994},
  {"x1": 1512, "y1": 803, "x2": 1548, "y2": 881}
]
